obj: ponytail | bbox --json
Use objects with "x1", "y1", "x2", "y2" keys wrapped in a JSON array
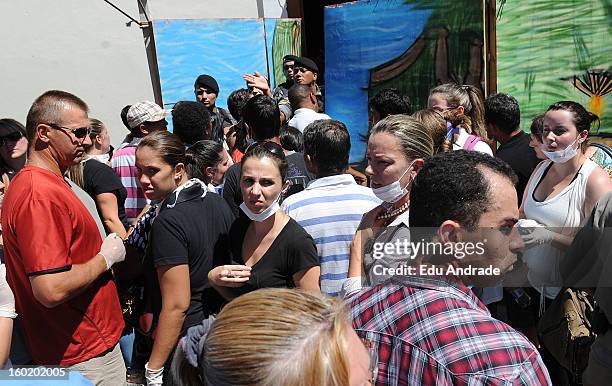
[{"x1": 464, "y1": 85, "x2": 487, "y2": 140}]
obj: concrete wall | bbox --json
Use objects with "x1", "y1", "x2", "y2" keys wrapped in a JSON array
[{"x1": 0, "y1": 0, "x2": 288, "y2": 147}]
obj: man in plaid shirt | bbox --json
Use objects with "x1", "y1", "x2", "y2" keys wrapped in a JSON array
[{"x1": 348, "y1": 151, "x2": 551, "y2": 385}]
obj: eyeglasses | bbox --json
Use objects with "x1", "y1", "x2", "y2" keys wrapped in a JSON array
[
  {"x1": 0, "y1": 131, "x2": 24, "y2": 147},
  {"x1": 245, "y1": 141, "x2": 285, "y2": 159},
  {"x1": 45, "y1": 123, "x2": 91, "y2": 139}
]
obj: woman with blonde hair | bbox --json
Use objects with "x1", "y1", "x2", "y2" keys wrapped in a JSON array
[
  {"x1": 345, "y1": 115, "x2": 436, "y2": 290},
  {"x1": 411, "y1": 108, "x2": 453, "y2": 154},
  {"x1": 428, "y1": 83, "x2": 493, "y2": 155},
  {"x1": 173, "y1": 288, "x2": 374, "y2": 386}
]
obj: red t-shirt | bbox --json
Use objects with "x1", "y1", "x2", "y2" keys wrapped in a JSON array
[{"x1": 1, "y1": 166, "x2": 124, "y2": 365}]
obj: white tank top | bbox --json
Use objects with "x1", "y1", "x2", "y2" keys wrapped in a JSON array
[{"x1": 522, "y1": 158, "x2": 597, "y2": 298}]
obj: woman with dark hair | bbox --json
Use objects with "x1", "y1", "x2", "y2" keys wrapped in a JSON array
[
  {"x1": 208, "y1": 142, "x2": 320, "y2": 299},
  {"x1": 520, "y1": 101, "x2": 612, "y2": 302},
  {"x1": 135, "y1": 131, "x2": 234, "y2": 385},
  {"x1": 185, "y1": 140, "x2": 231, "y2": 193},
  {"x1": 67, "y1": 118, "x2": 128, "y2": 238}
]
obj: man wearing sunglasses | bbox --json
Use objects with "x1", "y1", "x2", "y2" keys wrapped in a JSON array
[
  {"x1": 1, "y1": 90, "x2": 127, "y2": 384},
  {"x1": 272, "y1": 54, "x2": 298, "y2": 122}
]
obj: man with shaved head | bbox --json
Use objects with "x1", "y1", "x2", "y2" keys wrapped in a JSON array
[
  {"x1": 2, "y1": 90, "x2": 126, "y2": 384},
  {"x1": 287, "y1": 84, "x2": 331, "y2": 133}
]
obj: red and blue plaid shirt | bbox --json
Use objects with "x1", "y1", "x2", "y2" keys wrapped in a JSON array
[{"x1": 348, "y1": 278, "x2": 552, "y2": 385}]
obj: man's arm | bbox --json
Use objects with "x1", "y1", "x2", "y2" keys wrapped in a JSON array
[{"x1": 29, "y1": 234, "x2": 125, "y2": 308}]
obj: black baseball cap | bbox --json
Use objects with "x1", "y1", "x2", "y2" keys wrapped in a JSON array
[
  {"x1": 293, "y1": 57, "x2": 319, "y2": 73},
  {"x1": 194, "y1": 74, "x2": 219, "y2": 94}
]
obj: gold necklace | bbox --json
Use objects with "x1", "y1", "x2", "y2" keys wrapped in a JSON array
[{"x1": 376, "y1": 201, "x2": 409, "y2": 220}]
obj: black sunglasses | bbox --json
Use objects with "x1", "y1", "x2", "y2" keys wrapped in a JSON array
[
  {"x1": 45, "y1": 123, "x2": 91, "y2": 139},
  {"x1": 0, "y1": 131, "x2": 24, "y2": 147},
  {"x1": 245, "y1": 141, "x2": 285, "y2": 159}
]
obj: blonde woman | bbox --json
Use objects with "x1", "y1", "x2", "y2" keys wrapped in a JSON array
[
  {"x1": 173, "y1": 288, "x2": 375, "y2": 386},
  {"x1": 346, "y1": 115, "x2": 435, "y2": 292}
]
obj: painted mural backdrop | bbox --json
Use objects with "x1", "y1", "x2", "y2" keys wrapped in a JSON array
[
  {"x1": 496, "y1": 0, "x2": 611, "y2": 135},
  {"x1": 153, "y1": 18, "x2": 301, "y2": 112},
  {"x1": 324, "y1": 0, "x2": 484, "y2": 162}
]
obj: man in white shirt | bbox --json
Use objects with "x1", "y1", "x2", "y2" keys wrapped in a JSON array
[{"x1": 287, "y1": 84, "x2": 331, "y2": 132}]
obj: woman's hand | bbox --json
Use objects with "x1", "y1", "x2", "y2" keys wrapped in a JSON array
[
  {"x1": 208, "y1": 265, "x2": 251, "y2": 287},
  {"x1": 358, "y1": 205, "x2": 388, "y2": 231}
]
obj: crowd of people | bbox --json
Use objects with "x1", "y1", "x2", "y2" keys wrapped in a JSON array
[{"x1": 0, "y1": 53, "x2": 611, "y2": 386}]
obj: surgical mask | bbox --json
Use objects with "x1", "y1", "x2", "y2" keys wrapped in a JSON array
[
  {"x1": 371, "y1": 161, "x2": 415, "y2": 203},
  {"x1": 239, "y1": 192, "x2": 281, "y2": 222},
  {"x1": 541, "y1": 138, "x2": 580, "y2": 164}
]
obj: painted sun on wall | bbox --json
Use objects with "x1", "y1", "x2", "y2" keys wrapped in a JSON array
[
  {"x1": 496, "y1": 0, "x2": 611, "y2": 135},
  {"x1": 324, "y1": 0, "x2": 485, "y2": 162}
]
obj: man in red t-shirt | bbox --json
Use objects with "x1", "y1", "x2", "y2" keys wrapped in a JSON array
[{"x1": 1, "y1": 90, "x2": 127, "y2": 385}]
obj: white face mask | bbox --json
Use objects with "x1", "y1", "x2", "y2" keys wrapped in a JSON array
[
  {"x1": 541, "y1": 137, "x2": 580, "y2": 164},
  {"x1": 239, "y1": 192, "x2": 281, "y2": 222},
  {"x1": 371, "y1": 161, "x2": 415, "y2": 203}
]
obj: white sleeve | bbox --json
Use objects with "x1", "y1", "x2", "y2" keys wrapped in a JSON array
[{"x1": 474, "y1": 141, "x2": 494, "y2": 156}]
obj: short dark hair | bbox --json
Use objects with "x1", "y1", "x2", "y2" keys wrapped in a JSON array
[
  {"x1": 185, "y1": 140, "x2": 223, "y2": 183},
  {"x1": 369, "y1": 88, "x2": 411, "y2": 118},
  {"x1": 288, "y1": 84, "x2": 312, "y2": 108},
  {"x1": 303, "y1": 120, "x2": 350, "y2": 176},
  {"x1": 410, "y1": 150, "x2": 518, "y2": 231},
  {"x1": 227, "y1": 89, "x2": 251, "y2": 121},
  {"x1": 26, "y1": 90, "x2": 88, "y2": 142},
  {"x1": 120, "y1": 105, "x2": 132, "y2": 130},
  {"x1": 172, "y1": 101, "x2": 212, "y2": 145},
  {"x1": 530, "y1": 114, "x2": 544, "y2": 142},
  {"x1": 242, "y1": 95, "x2": 280, "y2": 141},
  {"x1": 484, "y1": 93, "x2": 520, "y2": 134},
  {"x1": 280, "y1": 125, "x2": 303, "y2": 153}
]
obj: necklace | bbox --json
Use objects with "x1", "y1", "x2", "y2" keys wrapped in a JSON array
[{"x1": 376, "y1": 201, "x2": 409, "y2": 220}]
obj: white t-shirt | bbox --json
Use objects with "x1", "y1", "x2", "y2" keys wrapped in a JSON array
[{"x1": 288, "y1": 108, "x2": 331, "y2": 132}]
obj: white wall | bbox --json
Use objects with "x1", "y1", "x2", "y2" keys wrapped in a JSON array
[{"x1": 0, "y1": 0, "x2": 288, "y2": 147}]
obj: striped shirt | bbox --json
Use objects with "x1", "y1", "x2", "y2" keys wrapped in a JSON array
[
  {"x1": 111, "y1": 137, "x2": 147, "y2": 223},
  {"x1": 281, "y1": 174, "x2": 380, "y2": 295}
]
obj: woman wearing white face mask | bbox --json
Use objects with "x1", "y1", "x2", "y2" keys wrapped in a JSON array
[
  {"x1": 67, "y1": 118, "x2": 128, "y2": 238},
  {"x1": 208, "y1": 142, "x2": 320, "y2": 299},
  {"x1": 519, "y1": 101, "x2": 612, "y2": 313},
  {"x1": 345, "y1": 115, "x2": 436, "y2": 291}
]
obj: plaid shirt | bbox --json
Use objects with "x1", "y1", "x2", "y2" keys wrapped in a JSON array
[{"x1": 348, "y1": 278, "x2": 552, "y2": 385}]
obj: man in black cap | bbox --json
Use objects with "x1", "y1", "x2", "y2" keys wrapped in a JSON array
[
  {"x1": 272, "y1": 54, "x2": 298, "y2": 121},
  {"x1": 194, "y1": 74, "x2": 235, "y2": 143},
  {"x1": 293, "y1": 56, "x2": 324, "y2": 112}
]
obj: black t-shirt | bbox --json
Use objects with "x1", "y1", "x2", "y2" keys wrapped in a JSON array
[
  {"x1": 222, "y1": 151, "x2": 314, "y2": 217},
  {"x1": 83, "y1": 159, "x2": 129, "y2": 230},
  {"x1": 228, "y1": 217, "x2": 319, "y2": 296},
  {"x1": 495, "y1": 131, "x2": 540, "y2": 205},
  {"x1": 145, "y1": 186, "x2": 234, "y2": 330}
]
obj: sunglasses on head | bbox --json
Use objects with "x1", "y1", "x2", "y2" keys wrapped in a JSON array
[
  {"x1": 245, "y1": 141, "x2": 285, "y2": 159},
  {"x1": 45, "y1": 123, "x2": 91, "y2": 139},
  {"x1": 0, "y1": 131, "x2": 24, "y2": 147}
]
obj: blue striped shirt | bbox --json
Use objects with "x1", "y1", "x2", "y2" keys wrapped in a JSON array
[{"x1": 281, "y1": 174, "x2": 380, "y2": 295}]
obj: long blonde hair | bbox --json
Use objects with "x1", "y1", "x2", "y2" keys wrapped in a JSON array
[{"x1": 181, "y1": 288, "x2": 352, "y2": 386}]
